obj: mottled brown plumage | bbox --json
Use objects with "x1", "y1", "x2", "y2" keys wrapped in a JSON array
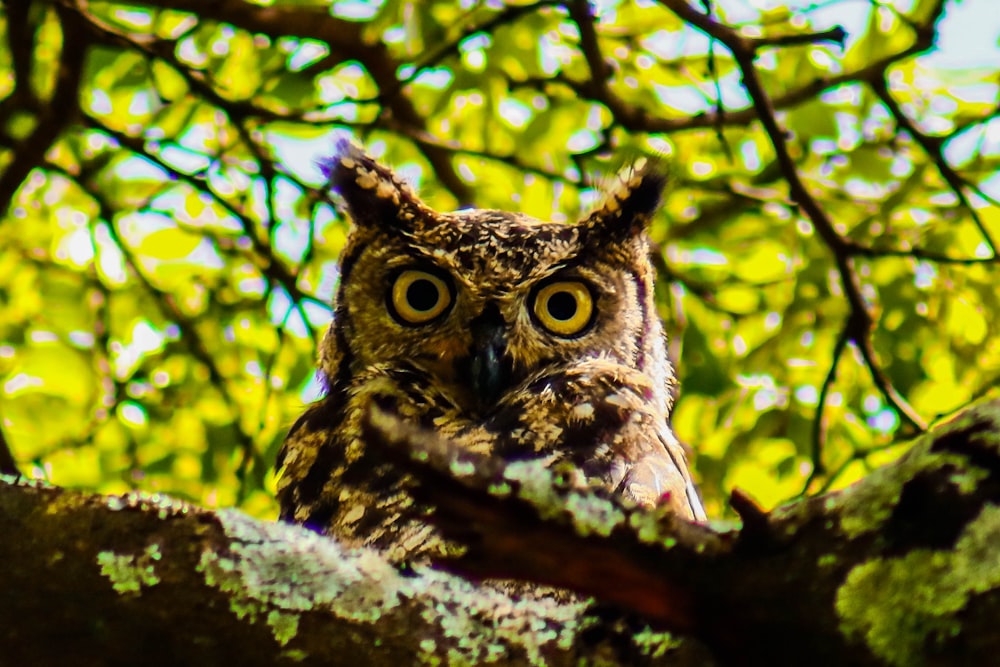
[{"x1": 277, "y1": 140, "x2": 705, "y2": 561}]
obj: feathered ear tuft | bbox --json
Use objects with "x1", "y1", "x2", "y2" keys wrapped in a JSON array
[
  {"x1": 579, "y1": 158, "x2": 669, "y2": 241},
  {"x1": 318, "y1": 139, "x2": 431, "y2": 231}
]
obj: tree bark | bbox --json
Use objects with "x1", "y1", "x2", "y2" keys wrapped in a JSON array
[
  {"x1": 4, "y1": 399, "x2": 1000, "y2": 666},
  {"x1": 0, "y1": 477, "x2": 710, "y2": 666}
]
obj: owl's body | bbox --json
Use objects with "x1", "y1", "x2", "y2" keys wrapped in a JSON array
[{"x1": 277, "y1": 142, "x2": 705, "y2": 561}]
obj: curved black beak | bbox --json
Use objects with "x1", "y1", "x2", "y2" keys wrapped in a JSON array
[{"x1": 463, "y1": 303, "x2": 511, "y2": 408}]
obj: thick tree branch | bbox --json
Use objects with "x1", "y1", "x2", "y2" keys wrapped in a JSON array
[
  {"x1": 362, "y1": 405, "x2": 723, "y2": 633},
  {"x1": 1, "y1": 476, "x2": 713, "y2": 666},
  {"x1": 8, "y1": 400, "x2": 1000, "y2": 665},
  {"x1": 365, "y1": 399, "x2": 1000, "y2": 666}
]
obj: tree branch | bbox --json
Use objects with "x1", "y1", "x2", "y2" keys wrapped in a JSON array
[
  {"x1": 113, "y1": 0, "x2": 473, "y2": 205},
  {"x1": 0, "y1": 0, "x2": 39, "y2": 116},
  {"x1": 657, "y1": 0, "x2": 933, "y2": 436},
  {"x1": 805, "y1": 320, "x2": 850, "y2": 490},
  {"x1": 364, "y1": 399, "x2": 1000, "y2": 665},
  {"x1": 867, "y1": 75, "x2": 997, "y2": 255},
  {"x1": 0, "y1": 5, "x2": 88, "y2": 216},
  {"x1": 0, "y1": 476, "x2": 712, "y2": 666}
]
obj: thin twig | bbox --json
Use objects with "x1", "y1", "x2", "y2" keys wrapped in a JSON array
[
  {"x1": 868, "y1": 75, "x2": 998, "y2": 256},
  {"x1": 374, "y1": 0, "x2": 562, "y2": 104},
  {"x1": 801, "y1": 322, "x2": 849, "y2": 494},
  {"x1": 104, "y1": 0, "x2": 473, "y2": 205},
  {"x1": 699, "y1": 0, "x2": 734, "y2": 162},
  {"x1": 55, "y1": 160, "x2": 260, "y2": 480},
  {"x1": 846, "y1": 241, "x2": 995, "y2": 265}
]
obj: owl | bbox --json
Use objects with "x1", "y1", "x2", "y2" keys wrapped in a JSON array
[{"x1": 277, "y1": 140, "x2": 706, "y2": 562}]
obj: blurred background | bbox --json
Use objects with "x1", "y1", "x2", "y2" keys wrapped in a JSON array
[{"x1": 0, "y1": 0, "x2": 997, "y2": 520}]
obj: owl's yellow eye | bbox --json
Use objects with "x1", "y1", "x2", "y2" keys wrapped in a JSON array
[
  {"x1": 531, "y1": 280, "x2": 595, "y2": 337},
  {"x1": 389, "y1": 269, "x2": 453, "y2": 325}
]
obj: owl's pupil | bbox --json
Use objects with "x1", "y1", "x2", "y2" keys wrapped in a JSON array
[
  {"x1": 547, "y1": 291, "x2": 577, "y2": 321},
  {"x1": 407, "y1": 279, "x2": 440, "y2": 312}
]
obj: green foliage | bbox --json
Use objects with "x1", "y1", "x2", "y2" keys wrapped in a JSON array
[{"x1": 0, "y1": 0, "x2": 998, "y2": 519}]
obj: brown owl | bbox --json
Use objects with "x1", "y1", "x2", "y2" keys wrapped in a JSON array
[{"x1": 277, "y1": 140, "x2": 705, "y2": 561}]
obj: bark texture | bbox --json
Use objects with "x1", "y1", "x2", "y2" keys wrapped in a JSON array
[
  {"x1": 4, "y1": 399, "x2": 1000, "y2": 666},
  {"x1": 0, "y1": 479, "x2": 709, "y2": 666}
]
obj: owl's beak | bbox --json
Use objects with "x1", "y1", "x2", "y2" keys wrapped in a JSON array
[{"x1": 465, "y1": 303, "x2": 511, "y2": 408}]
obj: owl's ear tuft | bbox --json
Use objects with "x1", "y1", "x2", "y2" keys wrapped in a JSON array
[
  {"x1": 580, "y1": 159, "x2": 669, "y2": 241},
  {"x1": 318, "y1": 139, "x2": 429, "y2": 231}
]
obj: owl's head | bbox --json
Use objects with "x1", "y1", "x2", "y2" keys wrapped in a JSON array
[{"x1": 319, "y1": 141, "x2": 673, "y2": 414}]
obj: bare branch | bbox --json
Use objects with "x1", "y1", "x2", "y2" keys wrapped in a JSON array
[
  {"x1": 846, "y1": 241, "x2": 996, "y2": 265},
  {"x1": 381, "y1": 0, "x2": 563, "y2": 99},
  {"x1": 0, "y1": 5, "x2": 88, "y2": 216},
  {"x1": 0, "y1": 0, "x2": 38, "y2": 115},
  {"x1": 114, "y1": 0, "x2": 473, "y2": 204},
  {"x1": 546, "y1": 3, "x2": 915, "y2": 138},
  {"x1": 868, "y1": 75, "x2": 998, "y2": 255},
  {"x1": 805, "y1": 321, "x2": 850, "y2": 491},
  {"x1": 48, "y1": 158, "x2": 261, "y2": 478},
  {"x1": 657, "y1": 0, "x2": 932, "y2": 433},
  {"x1": 753, "y1": 25, "x2": 847, "y2": 49}
]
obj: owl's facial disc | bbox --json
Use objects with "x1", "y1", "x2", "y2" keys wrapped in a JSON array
[{"x1": 461, "y1": 302, "x2": 512, "y2": 408}]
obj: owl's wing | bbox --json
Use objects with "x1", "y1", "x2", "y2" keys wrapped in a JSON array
[
  {"x1": 476, "y1": 359, "x2": 707, "y2": 521},
  {"x1": 613, "y1": 429, "x2": 707, "y2": 521}
]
